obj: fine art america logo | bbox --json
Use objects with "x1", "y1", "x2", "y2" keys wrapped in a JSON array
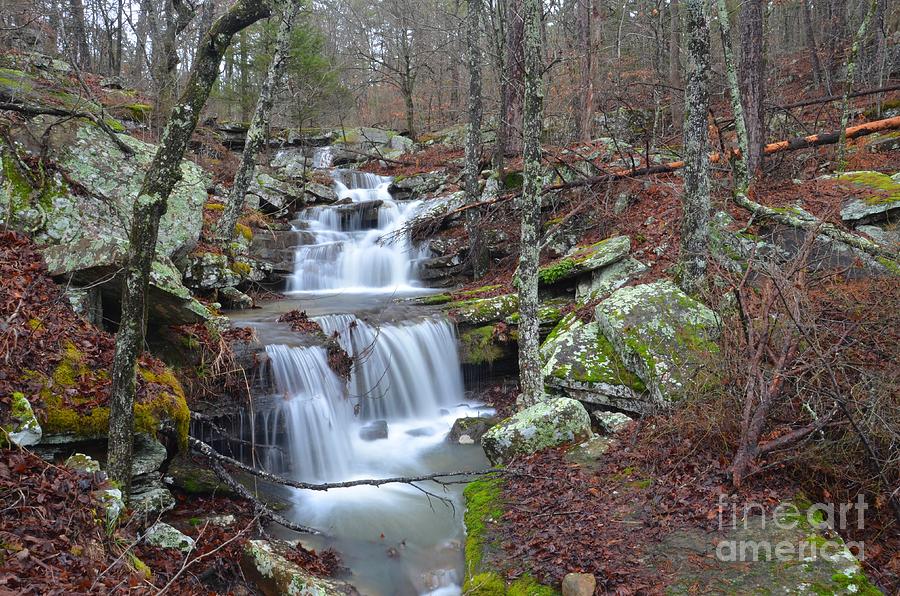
[{"x1": 715, "y1": 494, "x2": 868, "y2": 562}]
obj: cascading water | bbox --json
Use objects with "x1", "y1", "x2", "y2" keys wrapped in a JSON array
[
  {"x1": 287, "y1": 166, "x2": 428, "y2": 292},
  {"x1": 223, "y1": 152, "x2": 489, "y2": 595}
]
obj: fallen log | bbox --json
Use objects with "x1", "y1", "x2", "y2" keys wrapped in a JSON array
[{"x1": 437, "y1": 116, "x2": 900, "y2": 259}]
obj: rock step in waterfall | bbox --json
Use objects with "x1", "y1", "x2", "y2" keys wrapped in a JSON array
[{"x1": 287, "y1": 164, "x2": 429, "y2": 292}]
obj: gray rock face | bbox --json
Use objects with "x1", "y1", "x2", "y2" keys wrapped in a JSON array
[
  {"x1": 250, "y1": 229, "x2": 297, "y2": 275},
  {"x1": 389, "y1": 172, "x2": 448, "y2": 199},
  {"x1": 562, "y1": 573, "x2": 597, "y2": 596},
  {"x1": 143, "y1": 522, "x2": 195, "y2": 552},
  {"x1": 592, "y1": 411, "x2": 633, "y2": 435},
  {"x1": 248, "y1": 172, "x2": 306, "y2": 212},
  {"x1": 481, "y1": 397, "x2": 592, "y2": 465},
  {"x1": 359, "y1": 420, "x2": 388, "y2": 441},
  {"x1": 575, "y1": 256, "x2": 647, "y2": 301},
  {"x1": 538, "y1": 236, "x2": 631, "y2": 287},
  {"x1": 857, "y1": 223, "x2": 900, "y2": 251},
  {"x1": 594, "y1": 280, "x2": 720, "y2": 404}
]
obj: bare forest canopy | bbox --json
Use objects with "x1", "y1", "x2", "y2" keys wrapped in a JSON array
[{"x1": 1, "y1": 0, "x2": 898, "y2": 141}]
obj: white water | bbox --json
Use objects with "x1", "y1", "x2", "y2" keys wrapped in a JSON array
[
  {"x1": 287, "y1": 167, "x2": 428, "y2": 293},
  {"x1": 232, "y1": 161, "x2": 487, "y2": 595}
]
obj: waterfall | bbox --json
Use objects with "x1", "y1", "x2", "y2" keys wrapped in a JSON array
[
  {"x1": 287, "y1": 168, "x2": 428, "y2": 292},
  {"x1": 265, "y1": 344, "x2": 355, "y2": 482},
  {"x1": 316, "y1": 315, "x2": 465, "y2": 420}
]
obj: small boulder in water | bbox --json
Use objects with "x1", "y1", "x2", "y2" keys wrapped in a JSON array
[
  {"x1": 359, "y1": 420, "x2": 388, "y2": 441},
  {"x1": 406, "y1": 427, "x2": 436, "y2": 438},
  {"x1": 447, "y1": 416, "x2": 498, "y2": 445}
]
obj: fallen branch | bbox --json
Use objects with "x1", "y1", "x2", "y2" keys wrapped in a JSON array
[
  {"x1": 771, "y1": 83, "x2": 900, "y2": 111},
  {"x1": 191, "y1": 436, "x2": 496, "y2": 491}
]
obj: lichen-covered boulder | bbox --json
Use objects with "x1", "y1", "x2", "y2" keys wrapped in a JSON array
[
  {"x1": 2, "y1": 391, "x2": 42, "y2": 447},
  {"x1": 538, "y1": 235, "x2": 631, "y2": 286},
  {"x1": 575, "y1": 256, "x2": 647, "y2": 301},
  {"x1": 838, "y1": 171, "x2": 900, "y2": 225},
  {"x1": 242, "y1": 540, "x2": 357, "y2": 596},
  {"x1": 481, "y1": 397, "x2": 592, "y2": 465},
  {"x1": 143, "y1": 522, "x2": 195, "y2": 552},
  {"x1": 447, "y1": 416, "x2": 498, "y2": 445},
  {"x1": 594, "y1": 280, "x2": 720, "y2": 404},
  {"x1": 447, "y1": 294, "x2": 520, "y2": 326},
  {"x1": 540, "y1": 314, "x2": 648, "y2": 413}
]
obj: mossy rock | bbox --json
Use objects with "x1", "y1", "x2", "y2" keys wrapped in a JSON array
[
  {"x1": 35, "y1": 342, "x2": 190, "y2": 449},
  {"x1": 1, "y1": 391, "x2": 42, "y2": 447},
  {"x1": 538, "y1": 236, "x2": 631, "y2": 286},
  {"x1": 540, "y1": 318, "x2": 648, "y2": 413},
  {"x1": 594, "y1": 280, "x2": 720, "y2": 404},
  {"x1": 447, "y1": 294, "x2": 520, "y2": 326},
  {"x1": 242, "y1": 540, "x2": 357, "y2": 595},
  {"x1": 838, "y1": 171, "x2": 900, "y2": 225},
  {"x1": 459, "y1": 325, "x2": 507, "y2": 365},
  {"x1": 481, "y1": 397, "x2": 592, "y2": 465}
]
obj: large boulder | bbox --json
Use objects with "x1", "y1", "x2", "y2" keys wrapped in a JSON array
[
  {"x1": 594, "y1": 280, "x2": 720, "y2": 404},
  {"x1": 838, "y1": 171, "x2": 900, "y2": 225},
  {"x1": 242, "y1": 540, "x2": 357, "y2": 595},
  {"x1": 540, "y1": 314, "x2": 648, "y2": 413},
  {"x1": 481, "y1": 397, "x2": 591, "y2": 465},
  {"x1": 1, "y1": 116, "x2": 212, "y2": 324}
]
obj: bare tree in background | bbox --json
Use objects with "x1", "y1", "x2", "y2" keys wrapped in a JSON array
[
  {"x1": 464, "y1": 0, "x2": 487, "y2": 278},
  {"x1": 739, "y1": 0, "x2": 765, "y2": 178}
]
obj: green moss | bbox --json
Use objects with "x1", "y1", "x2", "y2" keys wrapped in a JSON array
[
  {"x1": 465, "y1": 572, "x2": 507, "y2": 595},
  {"x1": 419, "y1": 293, "x2": 452, "y2": 305},
  {"x1": 508, "y1": 575, "x2": 558, "y2": 596},
  {"x1": 103, "y1": 117, "x2": 126, "y2": 133},
  {"x1": 876, "y1": 256, "x2": 900, "y2": 276},
  {"x1": 121, "y1": 103, "x2": 153, "y2": 121},
  {"x1": 230, "y1": 260, "x2": 252, "y2": 277},
  {"x1": 234, "y1": 223, "x2": 253, "y2": 241},
  {"x1": 838, "y1": 171, "x2": 900, "y2": 205},
  {"x1": 464, "y1": 477, "x2": 503, "y2": 574},
  {"x1": 503, "y1": 171, "x2": 524, "y2": 189},
  {"x1": 538, "y1": 258, "x2": 577, "y2": 285},
  {"x1": 128, "y1": 553, "x2": 152, "y2": 579},
  {"x1": 460, "y1": 326, "x2": 505, "y2": 365}
]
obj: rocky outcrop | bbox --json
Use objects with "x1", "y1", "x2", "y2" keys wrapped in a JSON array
[
  {"x1": 540, "y1": 314, "x2": 648, "y2": 413},
  {"x1": 2, "y1": 391, "x2": 42, "y2": 447},
  {"x1": 594, "y1": 280, "x2": 720, "y2": 404},
  {"x1": 838, "y1": 171, "x2": 900, "y2": 225},
  {"x1": 538, "y1": 235, "x2": 631, "y2": 287},
  {"x1": 481, "y1": 397, "x2": 591, "y2": 465},
  {"x1": 242, "y1": 540, "x2": 357, "y2": 595},
  {"x1": 1, "y1": 115, "x2": 213, "y2": 324}
]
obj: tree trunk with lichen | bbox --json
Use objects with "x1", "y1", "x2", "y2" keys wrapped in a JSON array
[
  {"x1": 517, "y1": 0, "x2": 544, "y2": 407},
  {"x1": 464, "y1": 0, "x2": 487, "y2": 278},
  {"x1": 716, "y1": 0, "x2": 750, "y2": 193},
  {"x1": 836, "y1": 0, "x2": 877, "y2": 170},
  {"x1": 107, "y1": 0, "x2": 273, "y2": 494},
  {"x1": 678, "y1": 0, "x2": 711, "y2": 296},
  {"x1": 218, "y1": 0, "x2": 300, "y2": 242},
  {"x1": 494, "y1": 0, "x2": 525, "y2": 168}
]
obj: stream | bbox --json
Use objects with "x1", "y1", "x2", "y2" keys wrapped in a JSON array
[{"x1": 225, "y1": 153, "x2": 490, "y2": 595}]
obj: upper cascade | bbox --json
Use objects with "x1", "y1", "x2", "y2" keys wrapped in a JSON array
[{"x1": 287, "y1": 159, "x2": 427, "y2": 293}]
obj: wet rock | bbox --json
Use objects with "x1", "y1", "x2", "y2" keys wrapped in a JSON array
[
  {"x1": 541, "y1": 315, "x2": 647, "y2": 413},
  {"x1": 562, "y1": 572, "x2": 597, "y2": 596},
  {"x1": 143, "y1": 522, "x2": 195, "y2": 552},
  {"x1": 406, "y1": 427, "x2": 436, "y2": 437},
  {"x1": 167, "y1": 453, "x2": 232, "y2": 496},
  {"x1": 359, "y1": 420, "x2": 388, "y2": 441},
  {"x1": 248, "y1": 172, "x2": 306, "y2": 213},
  {"x1": 242, "y1": 539, "x2": 358, "y2": 595},
  {"x1": 2, "y1": 391, "x2": 42, "y2": 447},
  {"x1": 250, "y1": 229, "x2": 297, "y2": 275},
  {"x1": 303, "y1": 181, "x2": 338, "y2": 204},
  {"x1": 481, "y1": 397, "x2": 592, "y2": 465},
  {"x1": 389, "y1": 172, "x2": 447, "y2": 198},
  {"x1": 593, "y1": 411, "x2": 633, "y2": 435},
  {"x1": 594, "y1": 280, "x2": 720, "y2": 404},
  {"x1": 184, "y1": 252, "x2": 242, "y2": 291},
  {"x1": 838, "y1": 171, "x2": 900, "y2": 225},
  {"x1": 447, "y1": 416, "x2": 498, "y2": 445}
]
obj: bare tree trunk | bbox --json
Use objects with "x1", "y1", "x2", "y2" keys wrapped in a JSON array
[
  {"x1": 68, "y1": 0, "x2": 90, "y2": 70},
  {"x1": 716, "y1": 0, "x2": 750, "y2": 192},
  {"x1": 238, "y1": 30, "x2": 252, "y2": 122},
  {"x1": 218, "y1": 0, "x2": 301, "y2": 242},
  {"x1": 679, "y1": 0, "x2": 711, "y2": 296},
  {"x1": 801, "y1": 0, "x2": 826, "y2": 92},
  {"x1": 153, "y1": 0, "x2": 195, "y2": 131},
  {"x1": 131, "y1": 0, "x2": 150, "y2": 83},
  {"x1": 871, "y1": 0, "x2": 887, "y2": 115},
  {"x1": 464, "y1": 0, "x2": 487, "y2": 278},
  {"x1": 575, "y1": 0, "x2": 593, "y2": 141},
  {"x1": 837, "y1": 0, "x2": 878, "y2": 169},
  {"x1": 107, "y1": 0, "x2": 272, "y2": 493},
  {"x1": 669, "y1": 0, "x2": 682, "y2": 130},
  {"x1": 739, "y1": 0, "x2": 765, "y2": 178},
  {"x1": 495, "y1": 0, "x2": 525, "y2": 165},
  {"x1": 518, "y1": 0, "x2": 545, "y2": 406}
]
